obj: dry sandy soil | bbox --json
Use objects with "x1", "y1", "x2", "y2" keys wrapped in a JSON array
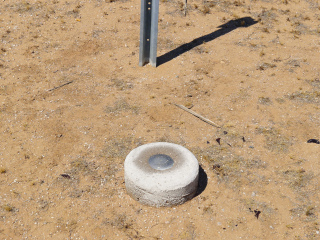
[{"x1": 1, "y1": 0, "x2": 320, "y2": 239}]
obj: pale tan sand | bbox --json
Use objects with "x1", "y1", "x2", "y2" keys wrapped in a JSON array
[{"x1": 0, "y1": 0, "x2": 320, "y2": 239}]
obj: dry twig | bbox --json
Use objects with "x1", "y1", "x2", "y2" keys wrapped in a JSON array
[
  {"x1": 48, "y1": 81, "x2": 73, "y2": 92},
  {"x1": 174, "y1": 103, "x2": 221, "y2": 128}
]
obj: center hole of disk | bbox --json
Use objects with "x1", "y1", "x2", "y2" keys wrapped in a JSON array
[{"x1": 148, "y1": 154, "x2": 174, "y2": 170}]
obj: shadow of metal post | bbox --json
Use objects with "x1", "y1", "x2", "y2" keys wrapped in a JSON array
[{"x1": 157, "y1": 17, "x2": 258, "y2": 66}]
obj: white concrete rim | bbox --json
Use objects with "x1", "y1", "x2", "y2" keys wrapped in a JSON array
[
  {"x1": 124, "y1": 142, "x2": 199, "y2": 191},
  {"x1": 124, "y1": 142, "x2": 199, "y2": 206}
]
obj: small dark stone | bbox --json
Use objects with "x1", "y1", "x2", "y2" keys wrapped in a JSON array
[
  {"x1": 307, "y1": 139, "x2": 320, "y2": 144},
  {"x1": 60, "y1": 174, "x2": 71, "y2": 179},
  {"x1": 216, "y1": 138, "x2": 221, "y2": 145},
  {"x1": 254, "y1": 210, "x2": 261, "y2": 219},
  {"x1": 223, "y1": 131, "x2": 228, "y2": 135}
]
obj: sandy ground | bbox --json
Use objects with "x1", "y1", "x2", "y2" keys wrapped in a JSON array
[{"x1": 0, "y1": 0, "x2": 320, "y2": 239}]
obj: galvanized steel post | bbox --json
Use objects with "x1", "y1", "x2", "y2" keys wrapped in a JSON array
[{"x1": 139, "y1": 0, "x2": 159, "y2": 67}]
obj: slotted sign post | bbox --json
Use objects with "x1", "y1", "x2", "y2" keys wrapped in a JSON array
[{"x1": 139, "y1": 0, "x2": 159, "y2": 67}]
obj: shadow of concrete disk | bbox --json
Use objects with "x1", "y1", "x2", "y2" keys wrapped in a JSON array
[{"x1": 194, "y1": 165, "x2": 208, "y2": 198}]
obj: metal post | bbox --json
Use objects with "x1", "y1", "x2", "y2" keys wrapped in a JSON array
[{"x1": 139, "y1": 0, "x2": 159, "y2": 67}]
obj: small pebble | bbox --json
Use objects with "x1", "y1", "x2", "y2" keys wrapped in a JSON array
[{"x1": 307, "y1": 139, "x2": 320, "y2": 144}]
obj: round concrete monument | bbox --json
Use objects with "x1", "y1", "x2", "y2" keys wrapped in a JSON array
[{"x1": 124, "y1": 142, "x2": 199, "y2": 207}]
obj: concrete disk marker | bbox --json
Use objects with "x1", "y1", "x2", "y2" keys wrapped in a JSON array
[{"x1": 124, "y1": 142, "x2": 199, "y2": 207}]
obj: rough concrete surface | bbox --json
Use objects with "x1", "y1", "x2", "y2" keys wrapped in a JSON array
[{"x1": 125, "y1": 142, "x2": 199, "y2": 207}]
